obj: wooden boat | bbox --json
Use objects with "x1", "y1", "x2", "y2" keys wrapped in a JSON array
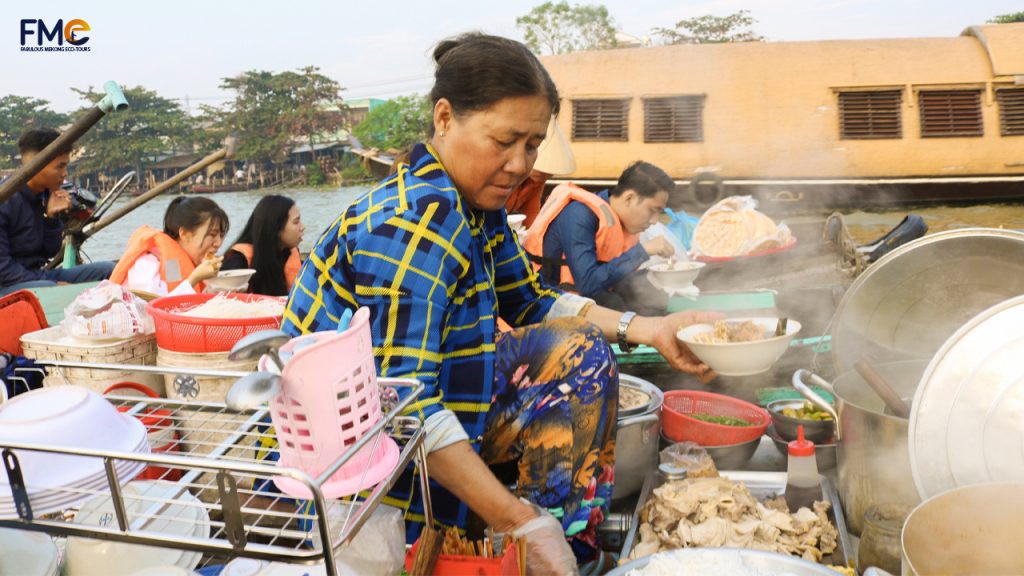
[{"x1": 349, "y1": 147, "x2": 394, "y2": 181}]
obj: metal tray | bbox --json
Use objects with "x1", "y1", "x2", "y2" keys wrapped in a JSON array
[{"x1": 620, "y1": 470, "x2": 852, "y2": 568}]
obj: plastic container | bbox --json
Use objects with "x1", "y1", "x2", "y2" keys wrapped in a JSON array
[
  {"x1": 784, "y1": 425, "x2": 822, "y2": 511},
  {"x1": 147, "y1": 293, "x2": 283, "y2": 353},
  {"x1": 661, "y1": 390, "x2": 770, "y2": 446},
  {"x1": 269, "y1": 307, "x2": 399, "y2": 499},
  {"x1": 20, "y1": 325, "x2": 162, "y2": 394},
  {"x1": 404, "y1": 538, "x2": 522, "y2": 576}
]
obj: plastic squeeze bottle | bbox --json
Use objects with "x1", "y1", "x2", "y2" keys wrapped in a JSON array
[{"x1": 784, "y1": 424, "x2": 822, "y2": 511}]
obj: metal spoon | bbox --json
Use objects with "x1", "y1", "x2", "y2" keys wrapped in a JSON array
[
  {"x1": 228, "y1": 329, "x2": 291, "y2": 371},
  {"x1": 225, "y1": 371, "x2": 281, "y2": 411},
  {"x1": 775, "y1": 317, "x2": 789, "y2": 337}
]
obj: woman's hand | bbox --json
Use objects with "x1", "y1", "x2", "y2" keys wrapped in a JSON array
[
  {"x1": 637, "y1": 311, "x2": 722, "y2": 382},
  {"x1": 189, "y1": 253, "x2": 223, "y2": 286}
]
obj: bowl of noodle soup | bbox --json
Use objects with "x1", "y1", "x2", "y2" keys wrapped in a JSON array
[{"x1": 677, "y1": 317, "x2": 801, "y2": 376}]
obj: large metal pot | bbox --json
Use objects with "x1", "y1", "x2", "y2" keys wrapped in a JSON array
[
  {"x1": 902, "y1": 483, "x2": 1024, "y2": 575},
  {"x1": 613, "y1": 374, "x2": 663, "y2": 500},
  {"x1": 795, "y1": 360, "x2": 925, "y2": 536}
]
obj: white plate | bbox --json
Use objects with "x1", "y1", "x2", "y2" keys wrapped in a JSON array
[
  {"x1": 65, "y1": 481, "x2": 210, "y2": 575},
  {"x1": 910, "y1": 294, "x2": 1024, "y2": 498}
]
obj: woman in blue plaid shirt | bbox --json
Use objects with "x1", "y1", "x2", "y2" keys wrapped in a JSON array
[{"x1": 283, "y1": 33, "x2": 718, "y2": 574}]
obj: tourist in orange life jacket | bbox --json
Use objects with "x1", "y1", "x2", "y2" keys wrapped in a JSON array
[
  {"x1": 109, "y1": 196, "x2": 228, "y2": 296},
  {"x1": 504, "y1": 118, "x2": 576, "y2": 228},
  {"x1": 523, "y1": 161, "x2": 676, "y2": 313},
  {"x1": 221, "y1": 194, "x2": 305, "y2": 297}
]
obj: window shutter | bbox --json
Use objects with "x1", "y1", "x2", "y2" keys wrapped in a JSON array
[
  {"x1": 919, "y1": 90, "x2": 983, "y2": 137},
  {"x1": 996, "y1": 87, "x2": 1024, "y2": 137},
  {"x1": 643, "y1": 96, "x2": 705, "y2": 143},
  {"x1": 838, "y1": 90, "x2": 902, "y2": 139},
  {"x1": 571, "y1": 99, "x2": 630, "y2": 141}
]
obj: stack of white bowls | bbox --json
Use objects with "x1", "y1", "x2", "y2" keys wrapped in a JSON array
[
  {"x1": 64, "y1": 480, "x2": 211, "y2": 575},
  {"x1": 0, "y1": 386, "x2": 150, "y2": 517},
  {"x1": 0, "y1": 527, "x2": 59, "y2": 575}
]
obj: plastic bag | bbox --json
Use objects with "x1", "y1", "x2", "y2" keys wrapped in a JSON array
[
  {"x1": 666, "y1": 208, "x2": 699, "y2": 250},
  {"x1": 61, "y1": 280, "x2": 154, "y2": 340},
  {"x1": 639, "y1": 222, "x2": 691, "y2": 270},
  {"x1": 660, "y1": 441, "x2": 719, "y2": 478},
  {"x1": 691, "y1": 196, "x2": 792, "y2": 259},
  {"x1": 310, "y1": 502, "x2": 405, "y2": 576}
]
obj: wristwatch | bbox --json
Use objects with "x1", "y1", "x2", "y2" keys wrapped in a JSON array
[{"x1": 617, "y1": 311, "x2": 637, "y2": 353}]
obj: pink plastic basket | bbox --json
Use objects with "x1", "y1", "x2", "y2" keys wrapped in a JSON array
[
  {"x1": 267, "y1": 307, "x2": 399, "y2": 499},
  {"x1": 662, "y1": 390, "x2": 770, "y2": 446}
]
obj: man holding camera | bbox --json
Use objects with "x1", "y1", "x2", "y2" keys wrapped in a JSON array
[{"x1": 0, "y1": 128, "x2": 114, "y2": 296}]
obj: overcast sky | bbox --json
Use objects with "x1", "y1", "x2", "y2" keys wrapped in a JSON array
[{"x1": 3, "y1": 0, "x2": 1020, "y2": 113}]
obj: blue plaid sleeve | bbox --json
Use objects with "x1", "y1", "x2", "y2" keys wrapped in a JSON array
[{"x1": 491, "y1": 213, "x2": 560, "y2": 326}]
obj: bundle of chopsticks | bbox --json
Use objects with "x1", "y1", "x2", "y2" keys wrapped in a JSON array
[{"x1": 441, "y1": 526, "x2": 500, "y2": 557}]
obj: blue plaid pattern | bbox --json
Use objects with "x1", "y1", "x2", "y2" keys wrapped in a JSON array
[{"x1": 281, "y1": 143, "x2": 561, "y2": 536}]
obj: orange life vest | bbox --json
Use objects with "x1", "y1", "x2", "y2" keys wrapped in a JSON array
[
  {"x1": 109, "y1": 225, "x2": 201, "y2": 292},
  {"x1": 228, "y1": 243, "x2": 302, "y2": 292},
  {"x1": 522, "y1": 183, "x2": 638, "y2": 289}
]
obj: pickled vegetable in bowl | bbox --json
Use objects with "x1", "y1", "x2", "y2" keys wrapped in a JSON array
[{"x1": 781, "y1": 401, "x2": 833, "y2": 421}]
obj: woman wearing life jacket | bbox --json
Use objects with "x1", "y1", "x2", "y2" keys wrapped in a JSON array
[
  {"x1": 523, "y1": 161, "x2": 676, "y2": 312},
  {"x1": 221, "y1": 195, "x2": 304, "y2": 296},
  {"x1": 109, "y1": 196, "x2": 228, "y2": 296}
]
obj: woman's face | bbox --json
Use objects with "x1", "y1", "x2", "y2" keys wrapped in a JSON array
[
  {"x1": 432, "y1": 95, "x2": 551, "y2": 211},
  {"x1": 278, "y1": 204, "x2": 305, "y2": 249},
  {"x1": 178, "y1": 218, "x2": 225, "y2": 264}
]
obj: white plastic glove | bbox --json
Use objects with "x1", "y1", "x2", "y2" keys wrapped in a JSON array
[{"x1": 512, "y1": 499, "x2": 580, "y2": 576}]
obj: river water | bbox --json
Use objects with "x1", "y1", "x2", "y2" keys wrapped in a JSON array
[{"x1": 81, "y1": 186, "x2": 1024, "y2": 261}]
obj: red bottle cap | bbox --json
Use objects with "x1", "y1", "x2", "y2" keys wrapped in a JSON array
[{"x1": 788, "y1": 424, "x2": 816, "y2": 457}]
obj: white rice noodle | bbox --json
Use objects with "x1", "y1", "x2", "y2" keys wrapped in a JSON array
[{"x1": 180, "y1": 294, "x2": 284, "y2": 319}]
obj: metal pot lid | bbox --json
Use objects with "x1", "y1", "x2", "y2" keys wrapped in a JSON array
[
  {"x1": 832, "y1": 228, "x2": 1024, "y2": 376},
  {"x1": 618, "y1": 374, "x2": 663, "y2": 419},
  {"x1": 909, "y1": 294, "x2": 1024, "y2": 499}
]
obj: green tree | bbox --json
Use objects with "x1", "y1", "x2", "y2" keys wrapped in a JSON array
[
  {"x1": 216, "y1": 68, "x2": 344, "y2": 165},
  {"x1": 0, "y1": 96, "x2": 69, "y2": 168},
  {"x1": 71, "y1": 86, "x2": 192, "y2": 178},
  {"x1": 988, "y1": 12, "x2": 1024, "y2": 23},
  {"x1": 352, "y1": 95, "x2": 431, "y2": 151},
  {"x1": 653, "y1": 10, "x2": 765, "y2": 45},
  {"x1": 516, "y1": 1, "x2": 618, "y2": 55}
]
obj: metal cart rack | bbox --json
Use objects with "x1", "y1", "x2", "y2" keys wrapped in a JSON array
[{"x1": 0, "y1": 365, "x2": 429, "y2": 576}]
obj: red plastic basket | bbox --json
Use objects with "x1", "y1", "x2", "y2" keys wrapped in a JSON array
[
  {"x1": 147, "y1": 293, "x2": 283, "y2": 353},
  {"x1": 662, "y1": 390, "x2": 770, "y2": 446}
]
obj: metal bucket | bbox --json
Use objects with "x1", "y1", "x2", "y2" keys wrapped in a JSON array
[
  {"x1": 797, "y1": 360, "x2": 925, "y2": 536},
  {"x1": 613, "y1": 374, "x2": 663, "y2": 500},
  {"x1": 902, "y1": 483, "x2": 1024, "y2": 575}
]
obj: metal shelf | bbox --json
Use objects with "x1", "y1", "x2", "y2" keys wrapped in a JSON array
[{"x1": 0, "y1": 377, "x2": 427, "y2": 576}]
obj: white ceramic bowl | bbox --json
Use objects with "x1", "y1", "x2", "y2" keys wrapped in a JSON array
[
  {"x1": 0, "y1": 528, "x2": 59, "y2": 575},
  {"x1": 204, "y1": 269, "x2": 256, "y2": 292},
  {"x1": 648, "y1": 261, "x2": 705, "y2": 287},
  {"x1": 507, "y1": 214, "x2": 527, "y2": 231},
  {"x1": 65, "y1": 481, "x2": 210, "y2": 575},
  {"x1": 677, "y1": 317, "x2": 801, "y2": 376},
  {"x1": 0, "y1": 387, "x2": 146, "y2": 489}
]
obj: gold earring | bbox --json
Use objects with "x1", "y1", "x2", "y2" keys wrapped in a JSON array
[{"x1": 440, "y1": 130, "x2": 446, "y2": 137}]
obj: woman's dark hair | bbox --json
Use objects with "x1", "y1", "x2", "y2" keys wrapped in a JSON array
[
  {"x1": 428, "y1": 33, "x2": 560, "y2": 136},
  {"x1": 230, "y1": 194, "x2": 295, "y2": 296},
  {"x1": 163, "y1": 196, "x2": 229, "y2": 239},
  {"x1": 611, "y1": 161, "x2": 676, "y2": 199}
]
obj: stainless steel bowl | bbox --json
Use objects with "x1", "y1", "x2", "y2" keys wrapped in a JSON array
[
  {"x1": 704, "y1": 436, "x2": 761, "y2": 470},
  {"x1": 766, "y1": 399, "x2": 835, "y2": 444}
]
